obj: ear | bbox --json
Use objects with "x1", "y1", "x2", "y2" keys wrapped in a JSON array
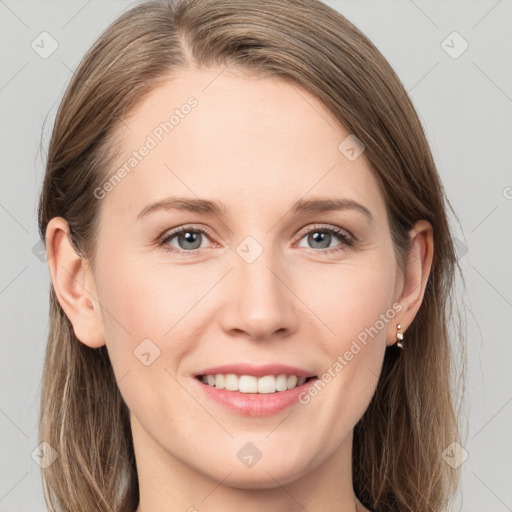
[
  {"x1": 387, "y1": 219, "x2": 434, "y2": 346},
  {"x1": 45, "y1": 217, "x2": 105, "y2": 348}
]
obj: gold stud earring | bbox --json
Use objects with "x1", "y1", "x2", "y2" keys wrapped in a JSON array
[{"x1": 396, "y1": 323, "x2": 404, "y2": 349}]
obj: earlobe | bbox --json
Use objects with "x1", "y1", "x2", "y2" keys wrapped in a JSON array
[
  {"x1": 45, "y1": 217, "x2": 105, "y2": 348},
  {"x1": 387, "y1": 220, "x2": 434, "y2": 346}
]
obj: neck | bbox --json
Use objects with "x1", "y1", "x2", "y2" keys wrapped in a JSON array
[{"x1": 132, "y1": 415, "x2": 364, "y2": 512}]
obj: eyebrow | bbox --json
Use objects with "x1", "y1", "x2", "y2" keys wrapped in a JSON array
[{"x1": 137, "y1": 196, "x2": 374, "y2": 223}]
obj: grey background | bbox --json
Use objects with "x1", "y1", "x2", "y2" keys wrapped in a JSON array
[{"x1": 1, "y1": 0, "x2": 511, "y2": 510}]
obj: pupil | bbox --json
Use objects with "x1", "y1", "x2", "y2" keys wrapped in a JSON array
[
  {"x1": 181, "y1": 231, "x2": 201, "y2": 250},
  {"x1": 177, "y1": 230, "x2": 333, "y2": 251},
  {"x1": 310, "y1": 231, "x2": 330, "y2": 249}
]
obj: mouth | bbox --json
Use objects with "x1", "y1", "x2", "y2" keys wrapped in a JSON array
[
  {"x1": 193, "y1": 371, "x2": 319, "y2": 416},
  {"x1": 194, "y1": 373, "x2": 317, "y2": 394}
]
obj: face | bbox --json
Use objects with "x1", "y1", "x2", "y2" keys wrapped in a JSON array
[{"x1": 87, "y1": 68, "x2": 405, "y2": 487}]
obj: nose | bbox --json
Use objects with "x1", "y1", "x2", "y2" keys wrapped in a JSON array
[{"x1": 219, "y1": 248, "x2": 298, "y2": 342}]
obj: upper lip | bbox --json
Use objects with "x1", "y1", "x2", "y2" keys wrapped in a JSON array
[{"x1": 195, "y1": 363, "x2": 317, "y2": 378}]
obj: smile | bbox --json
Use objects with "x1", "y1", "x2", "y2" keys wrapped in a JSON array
[{"x1": 196, "y1": 373, "x2": 315, "y2": 393}]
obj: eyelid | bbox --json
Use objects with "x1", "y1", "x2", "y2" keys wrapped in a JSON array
[
  {"x1": 293, "y1": 223, "x2": 356, "y2": 256},
  {"x1": 295, "y1": 223, "x2": 354, "y2": 242},
  {"x1": 158, "y1": 222, "x2": 356, "y2": 255},
  {"x1": 157, "y1": 223, "x2": 218, "y2": 248}
]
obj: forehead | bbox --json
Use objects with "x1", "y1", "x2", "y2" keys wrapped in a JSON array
[{"x1": 100, "y1": 67, "x2": 387, "y2": 226}]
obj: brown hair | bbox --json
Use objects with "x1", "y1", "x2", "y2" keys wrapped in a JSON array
[{"x1": 37, "y1": 0, "x2": 466, "y2": 510}]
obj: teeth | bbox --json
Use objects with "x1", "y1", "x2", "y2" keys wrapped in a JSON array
[
  {"x1": 200, "y1": 373, "x2": 311, "y2": 393},
  {"x1": 225, "y1": 374, "x2": 239, "y2": 391},
  {"x1": 287, "y1": 375, "x2": 297, "y2": 389},
  {"x1": 215, "y1": 374, "x2": 225, "y2": 389},
  {"x1": 239, "y1": 375, "x2": 258, "y2": 393},
  {"x1": 258, "y1": 375, "x2": 275, "y2": 394},
  {"x1": 276, "y1": 374, "x2": 288, "y2": 391}
]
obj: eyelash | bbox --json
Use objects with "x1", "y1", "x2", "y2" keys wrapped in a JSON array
[{"x1": 157, "y1": 223, "x2": 356, "y2": 257}]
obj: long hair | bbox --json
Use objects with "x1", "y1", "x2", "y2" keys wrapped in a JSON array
[{"x1": 37, "y1": 1, "x2": 466, "y2": 510}]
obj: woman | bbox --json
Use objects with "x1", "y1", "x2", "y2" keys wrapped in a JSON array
[{"x1": 37, "y1": 0, "x2": 465, "y2": 510}]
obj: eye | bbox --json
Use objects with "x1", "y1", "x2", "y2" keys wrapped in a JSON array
[
  {"x1": 158, "y1": 225, "x2": 215, "y2": 254},
  {"x1": 158, "y1": 223, "x2": 355, "y2": 256},
  {"x1": 295, "y1": 224, "x2": 354, "y2": 254}
]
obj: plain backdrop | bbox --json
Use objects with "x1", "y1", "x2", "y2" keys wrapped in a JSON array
[{"x1": 1, "y1": 0, "x2": 511, "y2": 510}]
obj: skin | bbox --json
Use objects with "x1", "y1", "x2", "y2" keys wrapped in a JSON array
[{"x1": 46, "y1": 67, "x2": 433, "y2": 512}]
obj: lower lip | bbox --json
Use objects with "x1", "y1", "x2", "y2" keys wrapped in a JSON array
[{"x1": 193, "y1": 376, "x2": 319, "y2": 416}]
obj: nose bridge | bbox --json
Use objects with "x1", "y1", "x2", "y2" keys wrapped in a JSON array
[{"x1": 223, "y1": 237, "x2": 296, "y2": 339}]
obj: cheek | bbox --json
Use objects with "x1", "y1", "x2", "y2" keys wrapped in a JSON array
[
  {"x1": 95, "y1": 251, "x2": 211, "y2": 369},
  {"x1": 97, "y1": 240, "x2": 397, "y2": 364},
  {"x1": 296, "y1": 255, "x2": 396, "y2": 411},
  {"x1": 97, "y1": 249, "x2": 182, "y2": 328},
  {"x1": 298, "y1": 255, "x2": 396, "y2": 342}
]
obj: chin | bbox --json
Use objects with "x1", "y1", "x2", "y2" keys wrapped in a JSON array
[
  {"x1": 193, "y1": 452, "x2": 312, "y2": 489},
  {"x1": 218, "y1": 465, "x2": 308, "y2": 489}
]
